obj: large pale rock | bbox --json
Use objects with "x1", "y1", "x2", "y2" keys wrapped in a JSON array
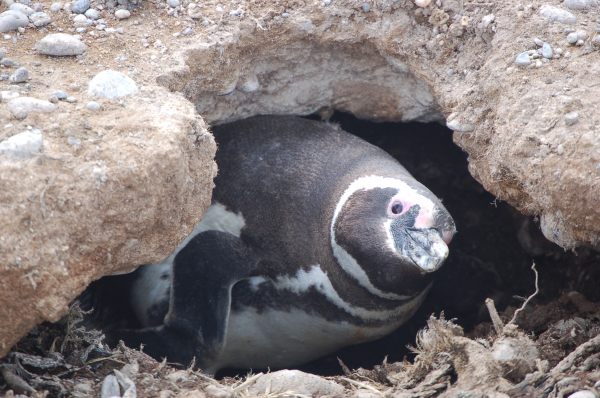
[
  {"x1": 0, "y1": 94, "x2": 217, "y2": 357},
  {"x1": 88, "y1": 70, "x2": 138, "y2": 99},
  {"x1": 35, "y1": 33, "x2": 87, "y2": 56},
  {"x1": 0, "y1": 129, "x2": 42, "y2": 158},
  {"x1": 7, "y1": 97, "x2": 56, "y2": 119},
  {"x1": 0, "y1": 10, "x2": 29, "y2": 33}
]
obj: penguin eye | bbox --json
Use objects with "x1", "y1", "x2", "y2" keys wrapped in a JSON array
[{"x1": 391, "y1": 202, "x2": 403, "y2": 214}]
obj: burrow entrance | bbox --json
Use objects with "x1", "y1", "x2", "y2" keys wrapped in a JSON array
[{"x1": 212, "y1": 112, "x2": 598, "y2": 378}]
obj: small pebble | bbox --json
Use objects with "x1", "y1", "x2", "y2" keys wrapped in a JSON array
[
  {"x1": 535, "y1": 59, "x2": 543, "y2": 68},
  {"x1": 84, "y1": 8, "x2": 99, "y2": 19},
  {"x1": 576, "y1": 30, "x2": 588, "y2": 41},
  {"x1": 51, "y1": 90, "x2": 67, "y2": 99},
  {"x1": 73, "y1": 14, "x2": 87, "y2": 22},
  {"x1": 555, "y1": 48, "x2": 563, "y2": 55},
  {"x1": 539, "y1": 5, "x2": 577, "y2": 24},
  {"x1": 481, "y1": 14, "x2": 494, "y2": 28},
  {"x1": 166, "y1": 0, "x2": 179, "y2": 7},
  {"x1": 50, "y1": 2, "x2": 62, "y2": 11},
  {"x1": 323, "y1": 0, "x2": 331, "y2": 4},
  {"x1": 86, "y1": 101, "x2": 100, "y2": 110},
  {"x1": 567, "y1": 32, "x2": 578, "y2": 43},
  {"x1": 96, "y1": 24, "x2": 106, "y2": 30},
  {"x1": 172, "y1": 32, "x2": 180, "y2": 37},
  {"x1": 506, "y1": 67, "x2": 514, "y2": 74},
  {"x1": 565, "y1": 112, "x2": 579, "y2": 126},
  {"x1": 542, "y1": 43, "x2": 553, "y2": 58},
  {"x1": 71, "y1": 0, "x2": 90, "y2": 14},
  {"x1": 48, "y1": 94, "x2": 58, "y2": 103},
  {"x1": 563, "y1": 0, "x2": 593, "y2": 11},
  {"x1": 0, "y1": 10, "x2": 29, "y2": 33},
  {"x1": 282, "y1": 12, "x2": 289, "y2": 17},
  {"x1": 362, "y1": 3, "x2": 370, "y2": 12},
  {"x1": 114, "y1": 9, "x2": 130, "y2": 19},
  {"x1": 182, "y1": 27, "x2": 192, "y2": 35},
  {"x1": 1, "y1": 58, "x2": 13, "y2": 66},
  {"x1": 576, "y1": 39, "x2": 584, "y2": 46},
  {"x1": 9, "y1": 4, "x2": 34, "y2": 15},
  {"x1": 30, "y1": 12, "x2": 51, "y2": 27},
  {"x1": 595, "y1": 23, "x2": 600, "y2": 33},
  {"x1": 75, "y1": 27, "x2": 86, "y2": 33},
  {"x1": 8, "y1": 67, "x2": 28, "y2": 83},
  {"x1": 557, "y1": 144, "x2": 565, "y2": 155},
  {"x1": 33, "y1": 3, "x2": 42, "y2": 12},
  {"x1": 534, "y1": 38, "x2": 544, "y2": 47},
  {"x1": 66, "y1": 96, "x2": 76, "y2": 103},
  {"x1": 229, "y1": 9, "x2": 240, "y2": 16},
  {"x1": 515, "y1": 51, "x2": 531, "y2": 66}
]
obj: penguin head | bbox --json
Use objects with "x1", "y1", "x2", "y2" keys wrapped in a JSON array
[{"x1": 331, "y1": 176, "x2": 456, "y2": 299}]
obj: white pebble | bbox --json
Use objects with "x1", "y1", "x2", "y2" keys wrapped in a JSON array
[
  {"x1": 539, "y1": 5, "x2": 577, "y2": 24},
  {"x1": 114, "y1": 9, "x2": 130, "y2": 19},
  {"x1": 414, "y1": 0, "x2": 432, "y2": 6},
  {"x1": 565, "y1": 112, "x2": 579, "y2": 126},
  {"x1": 535, "y1": 59, "x2": 543, "y2": 68},
  {"x1": 534, "y1": 38, "x2": 544, "y2": 47},
  {"x1": 50, "y1": 2, "x2": 62, "y2": 11},
  {"x1": 166, "y1": 0, "x2": 179, "y2": 7},
  {"x1": 576, "y1": 30, "x2": 588, "y2": 41},
  {"x1": 567, "y1": 32, "x2": 578, "y2": 43},
  {"x1": 88, "y1": 69, "x2": 138, "y2": 99},
  {"x1": 7, "y1": 97, "x2": 56, "y2": 119},
  {"x1": 482, "y1": 14, "x2": 494, "y2": 28},
  {"x1": 557, "y1": 145, "x2": 564, "y2": 155},
  {"x1": 86, "y1": 101, "x2": 100, "y2": 110}
]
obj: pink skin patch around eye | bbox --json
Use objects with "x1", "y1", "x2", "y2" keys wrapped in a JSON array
[{"x1": 388, "y1": 196, "x2": 454, "y2": 244}]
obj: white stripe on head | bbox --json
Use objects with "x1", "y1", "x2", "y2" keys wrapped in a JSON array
[
  {"x1": 273, "y1": 264, "x2": 427, "y2": 320},
  {"x1": 330, "y1": 175, "x2": 435, "y2": 300}
]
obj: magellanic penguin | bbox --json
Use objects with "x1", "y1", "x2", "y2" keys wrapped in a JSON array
[{"x1": 82, "y1": 115, "x2": 456, "y2": 374}]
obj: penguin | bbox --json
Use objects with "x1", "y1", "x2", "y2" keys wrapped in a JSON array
[{"x1": 81, "y1": 115, "x2": 456, "y2": 374}]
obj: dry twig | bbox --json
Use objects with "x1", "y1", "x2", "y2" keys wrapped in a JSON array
[{"x1": 510, "y1": 262, "x2": 539, "y2": 325}]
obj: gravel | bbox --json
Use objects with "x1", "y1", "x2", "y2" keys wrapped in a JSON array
[
  {"x1": 72, "y1": 0, "x2": 90, "y2": 14},
  {"x1": 0, "y1": 10, "x2": 30, "y2": 33},
  {"x1": 36, "y1": 33, "x2": 87, "y2": 56},
  {"x1": 8, "y1": 67, "x2": 28, "y2": 83},
  {"x1": 0, "y1": 129, "x2": 42, "y2": 158},
  {"x1": 539, "y1": 5, "x2": 577, "y2": 24},
  {"x1": 88, "y1": 70, "x2": 138, "y2": 99},
  {"x1": 515, "y1": 51, "x2": 531, "y2": 66},
  {"x1": 30, "y1": 12, "x2": 51, "y2": 27}
]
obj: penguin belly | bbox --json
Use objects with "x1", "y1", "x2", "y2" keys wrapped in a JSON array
[{"x1": 210, "y1": 287, "x2": 429, "y2": 373}]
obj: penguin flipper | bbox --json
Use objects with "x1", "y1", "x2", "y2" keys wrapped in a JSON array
[{"x1": 113, "y1": 231, "x2": 256, "y2": 369}]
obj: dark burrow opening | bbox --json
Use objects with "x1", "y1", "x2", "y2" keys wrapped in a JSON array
[{"x1": 214, "y1": 112, "x2": 600, "y2": 378}]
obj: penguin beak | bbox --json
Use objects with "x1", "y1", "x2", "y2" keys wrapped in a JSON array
[{"x1": 401, "y1": 228, "x2": 449, "y2": 273}]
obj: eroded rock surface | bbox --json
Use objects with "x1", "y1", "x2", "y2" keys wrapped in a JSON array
[{"x1": 0, "y1": 92, "x2": 217, "y2": 356}]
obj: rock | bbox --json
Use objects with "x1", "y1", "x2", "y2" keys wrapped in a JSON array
[
  {"x1": 71, "y1": 0, "x2": 90, "y2": 14},
  {"x1": 567, "y1": 32, "x2": 579, "y2": 44},
  {"x1": 565, "y1": 112, "x2": 579, "y2": 126},
  {"x1": 0, "y1": 129, "x2": 42, "y2": 158},
  {"x1": 539, "y1": 5, "x2": 577, "y2": 24},
  {"x1": 557, "y1": 144, "x2": 565, "y2": 155},
  {"x1": 563, "y1": 0, "x2": 593, "y2": 10},
  {"x1": 481, "y1": 14, "x2": 494, "y2": 28},
  {"x1": 36, "y1": 33, "x2": 87, "y2": 56},
  {"x1": 9, "y1": 4, "x2": 34, "y2": 15},
  {"x1": 515, "y1": 51, "x2": 531, "y2": 66},
  {"x1": 8, "y1": 67, "x2": 28, "y2": 83},
  {"x1": 166, "y1": 370, "x2": 188, "y2": 382},
  {"x1": 167, "y1": 0, "x2": 179, "y2": 6},
  {"x1": 114, "y1": 9, "x2": 130, "y2": 19},
  {"x1": 0, "y1": 10, "x2": 29, "y2": 33},
  {"x1": 568, "y1": 391, "x2": 598, "y2": 398},
  {"x1": 237, "y1": 74, "x2": 260, "y2": 93},
  {"x1": 0, "y1": 58, "x2": 12, "y2": 67},
  {"x1": 84, "y1": 8, "x2": 99, "y2": 19},
  {"x1": 30, "y1": 12, "x2": 51, "y2": 27},
  {"x1": 100, "y1": 375, "x2": 120, "y2": 398},
  {"x1": 86, "y1": 101, "x2": 100, "y2": 110},
  {"x1": 50, "y1": 2, "x2": 62, "y2": 11},
  {"x1": 1, "y1": 91, "x2": 19, "y2": 101},
  {"x1": 247, "y1": 370, "x2": 345, "y2": 396},
  {"x1": 52, "y1": 90, "x2": 68, "y2": 99},
  {"x1": 7, "y1": 97, "x2": 56, "y2": 119},
  {"x1": 542, "y1": 43, "x2": 553, "y2": 59},
  {"x1": 576, "y1": 30, "x2": 588, "y2": 41},
  {"x1": 88, "y1": 70, "x2": 138, "y2": 98},
  {"x1": 534, "y1": 38, "x2": 544, "y2": 47}
]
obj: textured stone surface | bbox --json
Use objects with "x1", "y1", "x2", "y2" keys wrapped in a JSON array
[
  {"x1": 0, "y1": 94, "x2": 217, "y2": 357},
  {"x1": 248, "y1": 370, "x2": 345, "y2": 396},
  {"x1": 35, "y1": 33, "x2": 87, "y2": 56}
]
